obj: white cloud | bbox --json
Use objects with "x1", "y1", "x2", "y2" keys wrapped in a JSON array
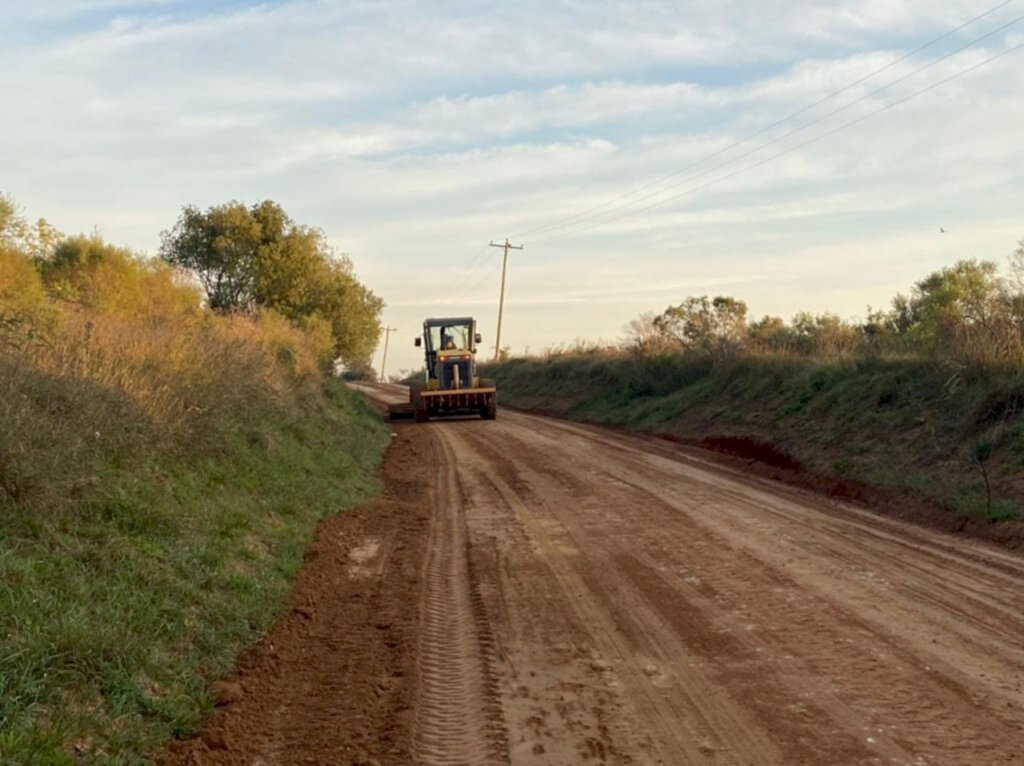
[
  {"x1": 10, "y1": 0, "x2": 176, "y2": 21},
  {"x1": 1, "y1": 0, "x2": 1022, "y2": 373}
]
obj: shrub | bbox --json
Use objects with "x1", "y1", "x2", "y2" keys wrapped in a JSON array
[{"x1": 41, "y1": 234, "x2": 201, "y2": 320}]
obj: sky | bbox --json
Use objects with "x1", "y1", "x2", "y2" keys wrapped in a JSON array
[{"x1": 1, "y1": 0, "x2": 1023, "y2": 375}]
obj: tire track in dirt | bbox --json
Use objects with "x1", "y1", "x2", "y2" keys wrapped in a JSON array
[
  {"x1": 512, "y1": 412, "x2": 1024, "y2": 642},
  {"x1": 449, "y1": 425, "x2": 821, "y2": 765},
  {"x1": 445, "y1": 412, "x2": 1024, "y2": 764},
  {"x1": 158, "y1": 386, "x2": 1024, "y2": 765},
  {"x1": 579, "y1": 434, "x2": 1024, "y2": 730},
  {"x1": 413, "y1": 431, "x2": 509, "y2": 765}
]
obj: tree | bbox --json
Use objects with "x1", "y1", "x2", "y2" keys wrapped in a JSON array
[
  {"x1": 623, "y1": 311, "x2": 674, "y2": 354},
  {"x1": 0, "y1": 194, "x2": 63, "y2": 261},
  {"x1": 788, "y1": 312, "x2": 861, "y2": 357},
  {"x1": 903, "y1": 259, "x2": 1011, "y2": 360},
  {"x1": 861, "y1": 307, "x2": 899, "y2": 353},
  {"x1": 1005, "y1": 240, "x2": 1024, "y2": 346},
  {"x1": 0, "y1": 194, "x2": 18, "y2": 244},
  {"x1": 160, "y1": 201, "x2": 266, "y2": 310},
  {"x1": 653, "y1": 295, "x2": 748, "y2": 355},
  {"x1": 306, "y1": 258, "x2": 385, "y2": 368},
  {"x1": 1009, "y1": 239, "x2": 1024, "y2": 291},
  {"x1": 160, "y1": 200, "x2": 383, "y2": 366},
  {"x1": 0, "y1": 243, "x2": 51, "y2": 346},
  {"x1": 748, "y1": 315, "x2": 791, "y2": 352}
]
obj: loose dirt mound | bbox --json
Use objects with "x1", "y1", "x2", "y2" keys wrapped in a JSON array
[{"x1": 156, "y1": 429, "x2": 432, "y2": 766}]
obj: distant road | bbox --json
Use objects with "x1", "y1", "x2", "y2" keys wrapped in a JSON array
[{"x1": 348, "y1": 380, "x2": 409, "y2": 406}]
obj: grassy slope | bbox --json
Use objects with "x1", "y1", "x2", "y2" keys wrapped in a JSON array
[
  {"x1": 0, "y1": 380, "x2": 388, "y2": 764},
  {"x1": 482, "y1": 354, "x2": 1024, "y2": 524}
]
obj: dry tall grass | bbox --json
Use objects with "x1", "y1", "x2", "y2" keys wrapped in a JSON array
[{"x1": 0, "y1": 241, "x2": 335, "y2": 515}]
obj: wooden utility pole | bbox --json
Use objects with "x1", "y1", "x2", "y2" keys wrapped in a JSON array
[
  {"x1": 489, "y1": 238, "x2": 523, "y2": 361},
  {"x1": 379, "y1": 326, "x2": 397, "y2": 382}
]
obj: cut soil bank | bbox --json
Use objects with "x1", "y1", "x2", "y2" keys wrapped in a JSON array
[
  {"x1": 671, "y1": 430, "x2": 1024, "y2": 549},
  {"x1": 156, "y1": 426, "x2": 432, "y2": 766},
  {"x1": 480, "y1": 354, "x2": 1024, "y2": 550}
]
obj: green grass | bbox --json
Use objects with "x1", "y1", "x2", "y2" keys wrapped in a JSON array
[
  {"x1": 482, "y1": 353, "x2": 1024, "y2": 522},
  {"x1": 0, "y1": 380, "x2": 388, "y2": 764}
]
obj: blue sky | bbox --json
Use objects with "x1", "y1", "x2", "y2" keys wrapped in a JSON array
[{"x1": 2, "y1": 0, "x2": 1023, "y2": 373}]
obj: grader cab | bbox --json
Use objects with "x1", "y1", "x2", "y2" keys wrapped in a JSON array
[{"x1": 388, "y1": 317, "x2": 497, "y2": 422}]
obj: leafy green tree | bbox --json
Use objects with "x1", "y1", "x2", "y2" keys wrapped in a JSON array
[
  {"x1": 322, "y1": 262, "x2": 385, "y2": 368},
  {"x1": 861, "y1": 308, "x2": 900, "y2": 353},
  {"x1": 901, "y1": 259, "x2": 1013, "y2": 360},
  {"x1": 789, "y1": 312, "x2": 862, "y2": 357},
  {"x1": 160, "y1": 200, "x2": 382, "y2": 366},
  {"x1": 654, "y1": 295, "x2": 748, "y2": 354},
  {"x1": 160, "y1": 201, "x2": 265, "y2": 310},
  {"x1": 911, "y1": 260, "x2": 1000, "y2": 334}
]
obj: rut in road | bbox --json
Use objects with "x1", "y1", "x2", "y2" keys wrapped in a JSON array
[
  {"x1": 413, "y1": 433, "x2": 509, "y2": 765},
  {"x1": 430, "y1": 411, "x2": 1024, "y2": 765},
  {"x1": 442, "y1": 424, "x2": 785, "y2": 765}
]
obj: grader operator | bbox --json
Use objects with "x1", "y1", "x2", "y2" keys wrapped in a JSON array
[{"x1": 388, "y1": 317, "x2": 497, "y2": 422}]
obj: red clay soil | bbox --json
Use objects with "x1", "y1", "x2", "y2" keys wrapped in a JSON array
[
  {"x1": 508, "y1": 406, "x2": 1024, "y2": 550},
  {"x1": 494, "y1": 402, "x2": 1023, "y2": 550},
  {"x1": 155, "y1": 428, "x2": 432, "y2": 766},
  {"x1": 155, "y1": 392, "x2": 1024, "y2": 765},
  {"x1": 678, "y1": 432, "x2": 1024, "y2": 550}
]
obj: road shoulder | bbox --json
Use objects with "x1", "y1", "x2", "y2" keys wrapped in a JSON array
[{"x1": 156, "y1": 425, "x2": 432, "y2": 766}]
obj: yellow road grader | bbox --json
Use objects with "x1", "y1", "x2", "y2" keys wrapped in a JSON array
[{"x1": 388, "y1": 317, "x2": 497, "y2": 422}]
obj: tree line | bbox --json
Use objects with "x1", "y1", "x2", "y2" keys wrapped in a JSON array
[
  {"x1": 1, "y1": 196, "x2": 383, "y2": 372},
  {"x1": 624, "y1": 246, "x2": 1024, "y2": 367}
]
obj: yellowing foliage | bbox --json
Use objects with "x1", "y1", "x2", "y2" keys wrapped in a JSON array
[
  {"x1": 0, "y1": 244, "x2": 47, "y2": 314},
  {"x1": 0, "y1": 203, "x2": 352, "y2": 512},
  {"x1": 40, "y1": 235, "x2": 201, "y2": 320}
]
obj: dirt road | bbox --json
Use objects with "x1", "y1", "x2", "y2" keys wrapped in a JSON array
[{"x1": 164, "y1": 384, "x2": 1024, "y2": 765}]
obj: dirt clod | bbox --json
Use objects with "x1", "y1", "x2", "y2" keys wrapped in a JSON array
[{"x1": 209, "y1": 681, "x2": 243, "y2": 707}]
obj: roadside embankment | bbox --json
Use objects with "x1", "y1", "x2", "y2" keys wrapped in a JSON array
[
  {"x1": 480, "y1": 353, "x2": 1024, "y2": 546},
  {"x1": 1, "y1": 240, "x2": 389, "y2": 762},
  {"x1": 1, "y1": 358, "x2": 388, "y2": 762}
]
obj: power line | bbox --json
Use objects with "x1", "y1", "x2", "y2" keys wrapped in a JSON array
[
  {"x1": 526, "y1": 39, "x2": 1024, "y2": 246},
  {"x1": 469, "y1": 257, "x2": 505, "y2": 291},
  {"x1": 507, "y1": 0, "x2": 1019, "y2": 240},
  {"x1": 427, "y1": 243, "x2": 491, "y2": 312},
  {"x1": 434, "y1": 1, "x2": 1021, "y2": 312},
  {"x1": 520, "y1": 9, "x2": 1024, "y2": 243}
]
